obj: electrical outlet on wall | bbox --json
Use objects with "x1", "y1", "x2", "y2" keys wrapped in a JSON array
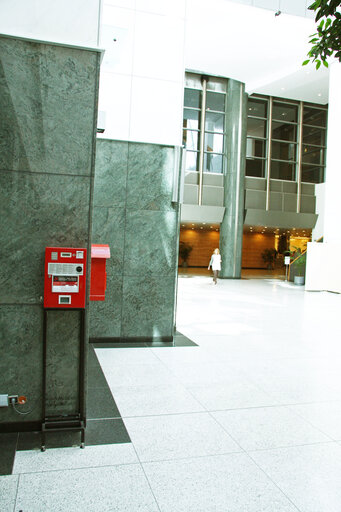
[{"x1": 0, "y1": 394, "x2": 9, "y2": 407}]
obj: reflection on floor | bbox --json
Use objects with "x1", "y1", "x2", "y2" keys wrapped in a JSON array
[
  {"x1": 179, "y1": 266, "x2": 286, "y2": 280},
  {"x1": 1, "y1": 276, "x2": 341, "y2": 511}
]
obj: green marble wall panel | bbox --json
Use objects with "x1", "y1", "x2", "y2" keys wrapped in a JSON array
[
  {"x1": 91, "y1": 207, "x2": 126, "y2": 276},
  {"x1": 0, "y1": 172, "x2": 91, "y2": 304},
  {"x1": 90, "y1": 139, "x2": 181, "y2": 341},
  {"x1": 89, "y1": 277, "x2": 123, "y2": 338},
  {"x1": 0, "y1": 37, "x2": 98, "y2": 176},
  {"x1": 0, "y1": 35, "x2": 100, "y2": 429},
  {"x1": 124, "y1": 210, "x2": 178, "y2": 276},
  {"x1": 45, "y1": 311, "x2": 81, "y2": 416},
  {"x1": 121, "y1": 276, "x2": 175, "y2": 338},
  {"x1": 126, "y1": 143, "x2": 175, "y2": 211},
  {"x1": 93, "y1": 141, "x2": 129, "y2": 208},
  {"x1": 0, "y1": 306, "x2": 43, "y2": 423}
]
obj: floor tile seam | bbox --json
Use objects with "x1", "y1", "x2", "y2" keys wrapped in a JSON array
[
  {"x1": 11, "y1": 460, "x2": 143, "y2": 477},
  {"x1": 133, "y1": 449, "x2": 245, "y2": 465},
  {"x1": 121, "y1": 409, "x2": 209, "y2": 420},
  {"x1": 87, "y1": 415, "x2": 122, "y2": 421},
  {"x1": 244, "y1": 439, "x2": 337, "y2": 455},
  {"x1": 205, "y1": 410, "x2": 303, "y2": 512},
  {"x1": 129, "y1": 439, "x2": 162, "y2": 512},
  {"x1": 282, "y1": 404, "x2": 338, "y2": 442},
  {"x1": 13, "y1": 472, "x2": 21, "y2": 511}
]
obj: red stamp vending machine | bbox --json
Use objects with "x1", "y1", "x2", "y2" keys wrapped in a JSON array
[{"x1": 44, "y1": 247, "x2": 87, "y2": 308}]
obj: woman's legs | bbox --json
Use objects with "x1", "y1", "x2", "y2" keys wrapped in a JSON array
[{"x1": 213, "y1": 270, "x2": 218, "y2": 284}]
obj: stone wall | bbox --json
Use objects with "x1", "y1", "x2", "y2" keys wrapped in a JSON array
[
  {"x1": 89, "y1": 139, "x2": 181, "y2": 342},
  {"x1": 0, "y1": 35, "x2": 100, "y2": 428}
]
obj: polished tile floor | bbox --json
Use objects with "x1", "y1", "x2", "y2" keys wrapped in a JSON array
[{"x1": 2, "y1": 275, "x2": 341, "y2": 511}]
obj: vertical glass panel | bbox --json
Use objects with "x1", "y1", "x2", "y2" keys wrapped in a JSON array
[
  {"x1": 247, "y1": 118, "x2": 267, "y2": 138},
  {"x1": 206, "y1": 92, "x2": 225, "y2": 112},
  {"x1": 184, "y1": 89, "x2": 201, "y2": 108},
  {"x1": 205, "y1": 112, "x2": 224, "y2": 132},
  {"x1": 185, "y1": 151, "x2": 199, "y2": 172},
  {"x1": 302, "y1": 126, "x2": 326, "y2": 146},
  {"x1": 301, "y1": 165, "x2": 324, "y2": 183},
  {"x1": 303, "y1": 107, "x2": 327, "y2": 127},
  {"x1": 245, "y1": 158, "x2": 265, "y2": 178},
  {"x1": 272, "y1": 102, "x2": 298, "y2": 123},
  {"x1": 204, "y1": 153, "x2": 223, "y2": 173},
  {"x1": 183, "y1": 109, "x2": 200, "y2": 130},
  {"x1": 246, "y1": 138, "x2": 266, "y2": 158},
  {"x1": 272, "y1": 121, "x2": 297, "y2": 141},
  {"x1": 302, "y1": 146, "x2": 325, "y2": 166},
  {"x1": 271, "y1": 160, "x2": 296, "y2": 181},
  {"x1": 183, "y1": 130, "x2": 199, "y2": 151},
  {"x1": 272, "y1": 142, "x2": 297, "y2": 161},
  {"x1": 248, "y1": 98, "x2": 268, "y2": 118},
  {"x1": 205, "y1": 132, "x2": 224, "y2": 153}
]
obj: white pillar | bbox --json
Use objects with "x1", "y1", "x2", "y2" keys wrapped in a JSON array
[{"x1": 323, "y1": 62, "x2": 341, "y2": 244}]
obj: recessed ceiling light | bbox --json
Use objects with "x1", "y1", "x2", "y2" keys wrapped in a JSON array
[
  {"x1": 200, "y1": 227, "x2": 203, "y2": 229},
  {"x1": 192, "y1": 223, "x2": 194, "y2": 226},
  {"x1": 318, "y1": 93, "x2": 322, "y2": 97},
  {"x1": 281, "y1": 87, "x2": 285, "y2": 91}
]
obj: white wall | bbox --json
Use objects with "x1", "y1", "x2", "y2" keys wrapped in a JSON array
[
  {"x1": 97, "y1": 0, "x2": 185, "y2": 145},
  {"x1": 323, "y1": 62, "x2": 341, "y2": 244},
  {"x1": 0, "y1": 0, "x2": 100, "y2": 47},
  {"x1": 306, "y1": 242, "x2": 341, "y2": 293}
]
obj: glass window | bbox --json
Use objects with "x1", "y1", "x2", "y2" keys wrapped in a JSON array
[
  {"x1": 272, "y1": 142, "x2": 297, "y2": 161},
  {"x1": 183, "y1": 109, "x2": 200, "y2": 130},
  {"x1": 303, "y1": 107, "x2": 327, "y2": 127},
  {"x1": 301, "y1": 164, "x2": 324, "y2": 183},
  {"x1": 204, "y1": 153, "x2": 223, "y2": 173},
  {"x1": 184, "y1": 89, "x2": 201, "y2": 109},
  {"x1": 206, "y1": 92, "x2": 225, "y2": 112},
  {"x1": 183, "y1": 130, "x2": 199, "y2": 151},
  {"x1": 185, "y1": 151, "x2": 199, "y2": 172},
  {"x1": 272, "y1": 102, "x2": 298, "y2": 123},
  {"x1": 302, "y1": 146, "x2": 325, "y2": 166},
  {"x1": 246, "y1": 158, "x2": 265, "y2": 178},
  {"x1": 248, "y1": 98, "x2": 267, "y2": 118},
  {"x1": 205, "y1": 112, "x2": 224, "y2": 132},
  {"x1": 247, "y1": 118, "x2": 266, "y2": 138},
  {"x1": 271, "y1": 160, "x2": 296, "y2": 181},
  {"x1": 302, "y1": 126, "x2": 326, "y2": 146},
  {"x1": 272, "y1": 121, "x2": 297, "y2": 142},
  {"x1": 205, "y1": 132, "x2": 223, "y2": 153},
  {"x1": 246, "y1": 138, "x2": 266, "y2": 158}
]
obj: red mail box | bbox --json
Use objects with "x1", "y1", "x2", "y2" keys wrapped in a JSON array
[
  {"x1": 90, "y1": 244, "x2": 110, "y2": 301},
  {"x1": 44, "y1": 247, "x2": 87, "y2": 309}
]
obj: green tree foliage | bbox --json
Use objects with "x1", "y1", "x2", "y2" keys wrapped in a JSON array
[{"x1": 303, "y1": 0, "x2": 341, "y2": 68}]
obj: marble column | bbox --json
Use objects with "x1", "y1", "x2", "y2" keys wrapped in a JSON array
[
  {"x1": 0, "y1": 35, "x2": 100, "y2": 429},
  {"x1": 220, "y1": 79, "x2": 247, "y2": 278}
]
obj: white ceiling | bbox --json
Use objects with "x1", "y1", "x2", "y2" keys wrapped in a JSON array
[{"x1": 185, "y1": 0, "x2": 330, "y2": 104}]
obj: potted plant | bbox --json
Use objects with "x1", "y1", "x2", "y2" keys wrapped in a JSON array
[
  {"x1": 293, "y1": 253, "x2": 306, "y2": 285},
  {"x1": 261, "y1": 248, "x2": 277, "y2": 270},
  {"x1": 179, "y1": 241, "x2": 193, "y2": 267}
]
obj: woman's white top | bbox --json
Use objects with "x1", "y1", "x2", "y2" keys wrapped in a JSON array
[{"x1": 209, "y1": 253, "x2": 222, "y2": 271}]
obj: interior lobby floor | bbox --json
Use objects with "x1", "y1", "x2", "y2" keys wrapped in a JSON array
[{"x1": 1, "y1": 274, "x2": 341, "y2": 511}]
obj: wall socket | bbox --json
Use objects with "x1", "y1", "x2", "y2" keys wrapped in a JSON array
[
  {"x1": 0, "y1": 394, "x2": 19, "y2": 406},
  {"x1": 0, "y1": 394, "x2": 9, "y2": 407}
]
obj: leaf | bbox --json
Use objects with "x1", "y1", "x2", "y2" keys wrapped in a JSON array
[
  {"x1": 322, "y1": 59, "x2": 329, "y2": 67},
  {"x1": 302, "y1": 59, "x2": 310, "y2": 66},
  {"x1": 316, "y1": 60, "x2": 321, "y2": 69}
]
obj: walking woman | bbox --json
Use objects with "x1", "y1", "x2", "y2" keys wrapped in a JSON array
[{"x1": 208, "y1": 248, "x2": 222, "y2": 284}]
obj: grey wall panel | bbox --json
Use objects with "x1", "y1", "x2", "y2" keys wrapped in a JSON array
[
  {"x1": 245, "y1": 190, "x2": 266, "y2": 209},
  {"x1": 301, "y1": 183, "x2": 315, "y2": 196},
  {"x1": 183, "y1": 184, "x2": 199, "y2": 204},
  {"x1": 89, "y1": 277, "x2": 123, "y2": 338},
  {"x1": 269, "y1": 180, "x2": 282, "y2": 192},
  {"x1": 184, "y1": 172, "x2": 199, "y2": 185},
  {"x1": 282, "y1": 181, "x2": 297, "y2": 194},
  {"x1": 203, "y1": 173, "x2": 224, "y2": 186},
  {"x1": 269, "y1": 192, "x2": 283, "y2": 211},
  {"x1": 91, "y1": 207, "x2": 126, "y2": 276},
  {"x1": 300, "y1": 194, "x2": 316, "y2": 213},
  {"x1": 202, "y1": 186, "x2": 224, "y2": 206},
  {"x1": 283, "y1": 193, "x2": 297, "y2": 212},
  {"x1": 245, "y1": 177, "x2": 266, "y2": 190}
]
